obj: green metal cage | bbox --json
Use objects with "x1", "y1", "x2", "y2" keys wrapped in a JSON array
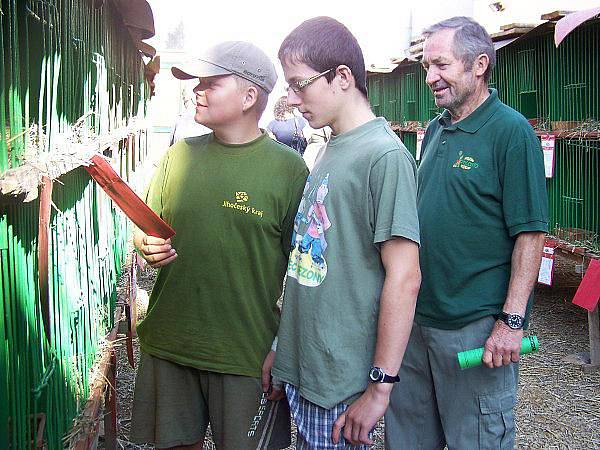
[
  {"x1": 1, "y1": 0, "x2": 149, "y2": 448},
  {"x1": 368, "y1": 64, "x2": 440, "y2": 126}
]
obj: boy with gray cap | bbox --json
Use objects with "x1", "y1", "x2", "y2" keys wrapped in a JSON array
[{"x1": 130, "y1": 41, "x2": 308, "y2": 450}]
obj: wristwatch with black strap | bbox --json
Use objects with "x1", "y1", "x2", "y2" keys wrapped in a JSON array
[
  {"x1": 369, "y1": 366, "x2": 400, "y2": 383},
  {"x1": 496, "y1": 311, "x2": 525, "y2": 330}
]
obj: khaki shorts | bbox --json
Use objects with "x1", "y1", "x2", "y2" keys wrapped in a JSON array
[{"x1": 130, "y1": 352, "x2": 291, "y2": 449}]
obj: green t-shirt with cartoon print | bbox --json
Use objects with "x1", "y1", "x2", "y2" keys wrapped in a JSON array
[
  {"x1": 137, "y1": 132, "x2": 308, "y2": 378},
  {"x1": 272, "y1": 118, "x2": 420, "y2": 409}
]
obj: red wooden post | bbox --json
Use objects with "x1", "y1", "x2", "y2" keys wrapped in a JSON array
[
  {"x1": 588, "y1": 306, "x2": 600, "y2": 369},
  {"x1": 38, "y1": 176, "x2": 53, "y2": 344},
  {"x1": 103, "y1": 349, "x2": 118, "y2": 450}
]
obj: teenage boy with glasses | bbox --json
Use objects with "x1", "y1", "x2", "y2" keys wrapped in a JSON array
[{"x1": 270, "y1": 17, "x2": 421, "y2": 449}]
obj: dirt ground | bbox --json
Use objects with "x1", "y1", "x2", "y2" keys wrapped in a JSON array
[{"x1": 101, "y1": 256, "x2": 600, "y2": 450}]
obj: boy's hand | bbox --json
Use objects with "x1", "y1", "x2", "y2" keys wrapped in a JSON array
[
  {"x1": 134, "y1": 230, "x2": 177, "y2": 268},
  {"x1": 261, "y1": 350, "x2": 284, "y2": 401},
  {"x1": 332, "y1": 383, "x2": 391, "y2": 446}
]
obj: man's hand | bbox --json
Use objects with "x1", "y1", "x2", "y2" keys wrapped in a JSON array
[
  {"x1": 482, "y1": 320, "x2": 523, "y2": 368},
  {"x1": 261, "y1": 350, "x2": 284, "y2": 401},
  {"x1": 482, "y1": 231, "x2": 543, "y2": 368},
  {"x1": 134, "y1": 229, "x2": 177, "y2": 268},
  {"x1": 331, "y1": 383, "x2": 391, "y2": 446}
]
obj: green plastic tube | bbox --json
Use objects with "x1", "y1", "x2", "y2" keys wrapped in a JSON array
[{"x1": 457, "y1": 335, "x2": 539, "y2": 369}]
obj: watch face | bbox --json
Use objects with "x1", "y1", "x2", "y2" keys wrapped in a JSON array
[
  {"x1": 369, "y1": 367, "x2": 382, "y2": 382},
  {"x1": 507, "y1": 314, "x2": 523, "y2": 329}
]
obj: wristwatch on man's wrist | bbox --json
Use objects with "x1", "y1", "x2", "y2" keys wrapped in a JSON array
[
  {"x1": 496, "y1": 312, "x2": 525, "y2": 330},
  {"x1": 369, "y1": 366, "x2": 400, "y2": 383}
]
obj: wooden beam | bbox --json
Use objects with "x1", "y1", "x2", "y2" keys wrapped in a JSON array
[
  {"x1": 69, "y1": 306, "x2": 121, "y2": 450},
  {"x1": 103, "y1": 350, "x2": 118, "y2": 450},
  {"x1": 500, "y1": 22, "x2": 539, "y2": 30},
  {"x1": 541, "y1": 10, "x2": 572, "y2": 21},
  {"x1": 589, "y1": 307, "x2": 600, "y2": 368},
  {"x1": 490, "y1": 27, "x2": 535, "y2": 40},
  {"x1": 37, "y1": 176, "x2": 53, "y2": 344},
  {"x1": 535, "y1": 130, "x2": 600, "y2": 140}
]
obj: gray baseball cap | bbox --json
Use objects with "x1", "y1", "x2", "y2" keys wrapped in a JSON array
[{"x1": 171, "y1": 41, "x2": 277, "y2": 93}]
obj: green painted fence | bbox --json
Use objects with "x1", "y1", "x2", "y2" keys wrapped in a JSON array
[
  {"x1": 368, "y1": 18, "x2": 600, "y2": 252},
  {"x1": 368, "y1": 64, "x2": 439, "y2": 126},
  {"x1": 1, "y1": 0, "x2": 149, "y2": 448}
]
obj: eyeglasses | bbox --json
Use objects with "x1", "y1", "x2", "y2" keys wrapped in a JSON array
[{"x1": 287, "y1": 68, "x2": 335, "y2": 93}]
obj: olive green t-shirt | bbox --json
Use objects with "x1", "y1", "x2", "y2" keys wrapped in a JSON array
[
  {"x1": 137, "y1": 132, "x2": 308, "y2": 377},
  {"x1": 273, "y1": 118, "x2": 420, "y2": 409},
  {"x1": 416, "y1": 89, "x2": 548, "y2": 330}
]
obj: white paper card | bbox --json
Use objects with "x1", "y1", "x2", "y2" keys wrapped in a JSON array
[
  {"x1": 416, "y1": 129, "x2": 425, "y2": 161},
  {"x1": 541, "y1": 134, "x2": 555, "y2": 178},
  {"x1": 537, "y1": 246, "x2": 555, "y2": 286}
]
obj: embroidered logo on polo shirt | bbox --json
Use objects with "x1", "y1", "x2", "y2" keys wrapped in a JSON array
[{"x1": 452, "y1": 151, "x2": 479, "y2": 170}]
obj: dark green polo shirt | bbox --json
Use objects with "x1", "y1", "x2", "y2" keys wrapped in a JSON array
[{"x1": 416, "y1": 89, "x2": 548, "y2": 330}]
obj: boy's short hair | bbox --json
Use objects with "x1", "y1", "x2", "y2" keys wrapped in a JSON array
[
  {"x1": 235, "y1": 76, "x2": 269, "y2": 117},
  {"x1": 278, "y1": 16, "x2": 368, "y2": 98}
]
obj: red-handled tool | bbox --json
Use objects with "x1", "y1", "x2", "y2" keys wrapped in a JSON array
[{"x1": 84, "y1": 155, "x2": 175, "y2": 239}]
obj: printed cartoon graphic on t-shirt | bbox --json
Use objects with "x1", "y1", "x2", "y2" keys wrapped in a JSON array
[{"x1": 288, "y1": 173, "x2": 331, "y2": 287}]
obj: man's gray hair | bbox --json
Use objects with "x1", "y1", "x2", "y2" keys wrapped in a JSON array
[{"x1": 423, "y1": 16, "x2": 496, "y2": 81}]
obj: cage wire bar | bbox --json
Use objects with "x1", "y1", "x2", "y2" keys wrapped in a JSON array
[
  {"x1": 368, "y1": 18, "x2": 599, "y2": 253},
  {"x1": 0, "y1": 2, "x2": 9, "y2": 449},
  {"x1": 1, "y1": 0, "x2": 149, "y2": 448},
  {"x1": 491, "y1": 20, "x2": 599, "y2": 251}
]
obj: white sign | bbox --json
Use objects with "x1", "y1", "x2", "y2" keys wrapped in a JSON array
[
  {"x1": 416, "y1": 129, "x2": 425, "y2": 161},
  {"x1": 541, "y1": 134, "x2": 555, "y2": 178},
  {"x1": 537, "y1": 246, "x2": 555, "y2": 286}
]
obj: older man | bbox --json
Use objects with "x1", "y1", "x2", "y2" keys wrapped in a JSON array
[{"x1": 385, "y1": 17, "x2": 548, "y2": 449}]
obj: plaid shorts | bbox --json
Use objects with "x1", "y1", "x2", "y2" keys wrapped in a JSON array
[{"x1": 285, "y1": 383, "x2": 370, "y2": 450}]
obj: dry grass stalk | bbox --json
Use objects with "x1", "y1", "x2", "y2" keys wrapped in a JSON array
[{"x1": 0, "y1": 114, "x2": 148, "y2": 202}]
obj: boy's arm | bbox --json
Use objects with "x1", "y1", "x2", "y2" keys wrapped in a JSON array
[
  {"x1": 134, "y1": 149, "x2": 177, "y2": 268},
  {"x1": 332, "y1": 237, "x2": 420, "y2": 446}
]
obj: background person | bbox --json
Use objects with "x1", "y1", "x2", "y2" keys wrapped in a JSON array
[
  {"x1": 302, "y1": 125, "x2": 331, "y2": 170},
  {"x1": 267, "y1": 95, "x2": 309, "y2": 154}
]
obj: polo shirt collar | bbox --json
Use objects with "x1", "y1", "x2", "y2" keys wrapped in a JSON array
[{"x1": 438, "y1": 88, "x2": 500, "y2": 133}]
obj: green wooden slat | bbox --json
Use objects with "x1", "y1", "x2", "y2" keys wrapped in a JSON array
[
  {"x1": 0, "y1": 0, "x2": 8, "y2": 173},
  {"x1": 2, "y1": 0, "x2": 149, "y2": 447},
  {"x1": 0, "y1": 212, "x2": 9, "y2": 450}
]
